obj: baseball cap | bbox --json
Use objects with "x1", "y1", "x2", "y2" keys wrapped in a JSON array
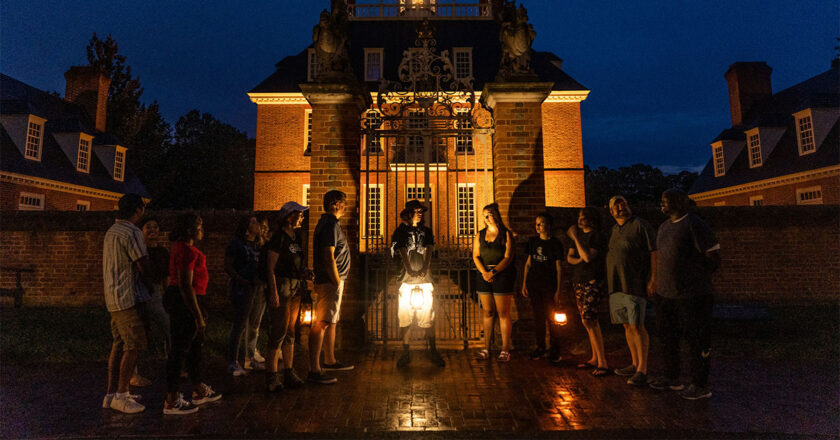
[
  {"x1": 608, "y1": 195, "x2": 628, "y2": 210},
  {"x1": 278, "y1": 201, "x2": 308, "y2": 221}
]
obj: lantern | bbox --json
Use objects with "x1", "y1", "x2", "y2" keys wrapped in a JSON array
[
  {"x1": 299, "y1": 292, "x2": 314, "y2": 326},
  {"x1": 409, "y1": 285, "x2": 425, "y2": 310},
  {"x1": 553, "y1": 311, "x2": 568, "y2": 326}
]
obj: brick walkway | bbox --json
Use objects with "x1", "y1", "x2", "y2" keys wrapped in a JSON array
[{"x1": 1, "y1": 347, "x2": 836, "y2": 439}]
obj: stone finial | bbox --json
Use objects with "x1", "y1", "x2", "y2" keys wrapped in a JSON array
[
  {"x1": 312, "y1": 0, "x2": 355, "y2": 83},
  {"x1": 496, "y1": 1, "x2": 537, "y2": 82}
]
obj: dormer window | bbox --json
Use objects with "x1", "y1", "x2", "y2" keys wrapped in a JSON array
[
  {"x1": 76, "y1": 136, "x2": 92, "y2": 172},
  {"x1": 365, "y1": 48, "x2": 383, "y2": 81},
  {"x1": 453, "y1": 48, "x2": 473, "y2": 80},
  {"x1": 713, "y1": 144, "x2": 725, "y2": 176},
  {"x1": 747, "y1": 131, "x2": 762, "y2": 167},
  {"x1": 307, "y1": 49, "x2": 318, "y2": 82},
  {"x1": 25, "y1": 116, "x2": 45, "y2": 161},
  {"x1": 113, "y1": 147, "x2": 125, "y2": 181},
  {"x1": 795, "y1": 111, "x2": 815, "y2": 155}
]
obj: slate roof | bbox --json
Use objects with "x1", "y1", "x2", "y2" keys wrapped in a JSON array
[
  {"x1": 250, "y1": 19, "x2": 587, "y2": 93},
  {"x1": 0, "y1": 73, "x2": 149, "y2": 197},
  {"x1": 690, "y1": 66, "x2": 839, "y2": 194}
]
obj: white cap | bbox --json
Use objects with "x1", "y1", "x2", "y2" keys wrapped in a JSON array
[{"x1": 278, "y1": 201, "x2": 308, "y2": 221}]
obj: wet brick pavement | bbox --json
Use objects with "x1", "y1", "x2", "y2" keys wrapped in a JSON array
[{"x1": 1, "y1": 348, "x2": 837, "y2": 438}]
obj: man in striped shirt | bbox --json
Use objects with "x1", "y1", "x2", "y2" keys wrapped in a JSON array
[{"x1": 102, "y1": 194, "x2": 151, "y2": 414}]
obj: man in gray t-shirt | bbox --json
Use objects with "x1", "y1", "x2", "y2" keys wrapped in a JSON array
[{"x1": 606, "y1": 195, "x2": 657, "y2": 387}]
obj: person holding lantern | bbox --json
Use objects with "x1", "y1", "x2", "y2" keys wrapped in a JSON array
[
  {"x1": 264, "y1": 201, "x2": 313, "y2": 392},
  {"x1": 391, "y1": 200, "x2": 446, "y2": 368},
  {"x1": 521, "y1": 212, "x2": 564, "y2": 363}
]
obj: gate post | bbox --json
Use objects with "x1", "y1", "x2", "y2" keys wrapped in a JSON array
[
  {"x1": 481, "y1": 82, "x2": 553, "y2": 238},
  {"x1": 300, "y1": 83, "x2": 372, "y2": 350}
]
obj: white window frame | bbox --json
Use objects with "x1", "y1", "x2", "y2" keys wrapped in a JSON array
[
  {"x1": 452, "y1": 47, "x2": 473, "y2": 80},
  {"x1": 713, "y1": 144, "x2": 725, "y2": 177},
  {"x1": 76, "y1": 200, "x2": 91, "y2": 212},
  {"x1": 457, "y1": 183, "x2": 476, "y2": 236},
  {"x1": 794, "y1": 110, "x2": 816, "y2": 156},
  {"x1": 364, "y1": 110, "x2": 383, "y2": 154},
  {"x1": 18, "y1": 191, "x2": 44, "y2": 211},
  {"x1": 24, "y1": 115, "x2": 46, "y2": 161},
  {"x1": 747, "y1": 129, "x2": 762, "y2": 168},
  {"x1": 307, "y1": 49, "x2": 318, "y2": 82},
  {"x1": 76, "y1": 134, "x2": 93, "y2": 173},
  {"x1": 455, "y1": 108, "x2": 474, "y2": 153},
  {"x1": 304, "y1": 109, "x2": 313, "y2": 155},
  {"x1": 302, "y1": 184, "x2": 310, "y2": 207},
  {"x1": 364, "y1": 48, "x2": 384, "y2": 82},
  {"x1": 362, "y1": 184, "x2": 384, "y2": 238},
  {"x1": 749, "y1": 195, "x2": 764, "y2": 206},
  {"x1": 113, "y1": 147, "x2": 126, "y2": 181},
  {"x1": 796, "y1": 186, "x2": 822, "y2": 205},
  {"x1": 406, "y1": 184, "x2": 433, "y2": 203}
]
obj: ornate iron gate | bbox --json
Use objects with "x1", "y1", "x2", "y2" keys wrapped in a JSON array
[{"x1": 361, "y1": 20, "x2": 494, "y2": 349}]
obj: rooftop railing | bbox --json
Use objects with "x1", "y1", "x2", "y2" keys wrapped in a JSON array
[{"x1": 347, "y1": 1, "x2": 492, "y2": 20}]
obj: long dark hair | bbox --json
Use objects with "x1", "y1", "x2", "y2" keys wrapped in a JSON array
[
  {"x1": 170, "y1": 212, "x2": 202, "y2": 243},
  {"x1": 482, "y1": 203, "x2": 508, "y2": 234}
]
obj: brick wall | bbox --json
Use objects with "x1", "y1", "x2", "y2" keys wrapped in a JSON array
[
  {"x1": 1, "y1": 181, "x2": 118, "y2": 211},
  {"x1": 541, "y1": 102, "x2": 585, "y2": 207},
  {"x1": 694, "y1": 175, "x2": 840, "y2": 207}
]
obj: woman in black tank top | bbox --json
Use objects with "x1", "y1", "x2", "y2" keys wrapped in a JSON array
[{"x1": 472, "y1": 203, "x2": 517, "y2": 362}]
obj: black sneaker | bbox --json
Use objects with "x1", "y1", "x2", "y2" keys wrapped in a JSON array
[
  {"x1": 680, "y1": 384, "x2": 712, "y2": 400},
  {"x1": 306, "y1": 371, "x2": 338, "y2": 384},
  {"x1": 649, "y1": 377, "x2": 685, "y2": 391},
  {"x1": 614, "y1": 364, "x2": 636, "y2": 377},
  {"x1": 529, "y1": 348, "x2": 547, "y2": 360},
  {"x1": 548, "y1": 349, "x2": 563, "y2": 364},
  {"x1": 266, "y1": 372, "x2": 284, "y2": 393},
  {"x1": 322, "y1": 361, "x2": 354, "y2": 371},
  {"x1": 627, "y1": 371, "x2": 648, "y2": 387},
  {"x1": 427, "y1": 349, "x2": 446, "y2": 367},
  {"x1": 397, "y1": 351, "x2": 411, "y2": 368},
  {"x1": 283, "y1": 369, "x2": 304, "y2": 389}
]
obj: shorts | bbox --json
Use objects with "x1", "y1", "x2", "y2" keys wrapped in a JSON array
[
  {"x1": 398, "y1": 283, "x2": 435, "y2": 329},
  {"x1": 267, "y1": 278, "x2": 302, "y2": 350},
  {"x1": 609, "y1": 292, "x2": 647, "y2": 325},
  {"x1": 110, "y1": 306, "x2": 148, "y2": 351},
  {"x1": 475, "y1": 267, "x2": 516, "y2": 295},
  {"x1": 313, "y1": 280, "x2": 344, "y2": 325},
  {"x1": 574, "y1": 280, "x2": 604, "y2": 321}
]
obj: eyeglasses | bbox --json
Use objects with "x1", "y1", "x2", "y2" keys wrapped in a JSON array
[{"x1": 484, "y1": 215, "x2": 492, "y2": 219}]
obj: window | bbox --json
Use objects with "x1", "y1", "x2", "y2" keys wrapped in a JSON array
[
  {"x1": 797, "y1": 186, "x2": 822, "y2": 205},
  {"x1": 113, "y1": 148, "x2": 125, "y2": 181},
  {"x1": 453, "y1": 48, "x2": 473, "y2": 80},
  {"x1": 457, "y1": 184, "x2": 475, "y2": 236},
  {"x1": 76, "y1": 201, "x2": 90, "y2": 212},
  {"x1": 77, "y1": 137, "x2": 91, "y2": 172},
  {"x1": 748, "y1": 132, "x2": 762, "y2": 167},
  {"x1": 302, "y1": 184, "x2": 310, "y2": 207},
  {"x1": 455, "y1": 108, "x2": 473, "y2": 153},
  {"x1": 713, "y1": 144, "x2": 725, "y2": 176},
  {"x1": 364, "y1": 185, "x2": 383, "y2": 237},
  {"x1": 749, "y1": 196, "x2": 764, "y2": 206},
  {"x1": 18, "y1": 192, "x2": 44, "y2": 211},
  {"x1": 797, "y1": 114, "x2": 815, "y2": 155},
  {"x1": 304, "y1": 109, "x2": 313, "y2": 155},
  {"x1": 405, "y1": 109, "x2": 426, "y2": 163},
  {"x1": 307, "y1": 49, "x2": 318, "y2": 82},
  {"x1": 364, "y1": 48, "x2": 383, "y2": 81},
  {"x1": 713, "y1": 201, "x2": 726, "y2": 206},
  {"x1": 364, "y1": 110, "x2": 382, "y2": 154},
  {"x1": 25, "y1": 119, "x2": 43, "y2": 160},
  {"x1": 407, "y1": 185, "x2": 432, "y2": 202}
]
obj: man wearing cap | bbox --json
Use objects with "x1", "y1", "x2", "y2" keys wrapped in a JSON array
[
  {"x1": 308, "y1": 190, "x2": 353, "y2": 385},
  {"x1": 606, "y1": 195, "x2": 657, "y2": 387},
  {"x1": 390, "y1": 200, "x2": 446, "y2": 368},
  {"x1": 264, "y1": 201, "x2": 312, "y2": 391}
]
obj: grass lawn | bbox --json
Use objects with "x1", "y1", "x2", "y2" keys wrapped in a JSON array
[{"x1": 1, "y1": 304, "x2": 836, "y2": 363}]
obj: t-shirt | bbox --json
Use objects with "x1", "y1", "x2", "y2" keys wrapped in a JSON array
[
  {"x1": 391, "y1": 223, "x2": 435, "y2": 284},
  {"x1": 656, "y1": 213, "x2": 720, "y2": 298},
  {"x1": 226, "y1": 237, "x2": 260, "y2": 296},
  {"x1": 266, "y1": 229, "x2": 306, "y2": 280},
  {"x1": 147, "y1": 247, "x2": 170, "y2": 286},
  {"x1": 103, "y1": 220, "x2": 148, "y2": 312},
  {"x1": 168, "y1": 241, "x2": 209, "y2": 296},
  {"x1": 525, "y1": 236, "x2": 562, "y2": 291},
  {"x1": 568, "y1": 229, "x2": 605, "y2": 284},
  {"x1": 606, "y1": 216, "x2": 656, "y2": 297},
  {"x1": 313, "y1": 214, "x2": 350, "y2": 284}
]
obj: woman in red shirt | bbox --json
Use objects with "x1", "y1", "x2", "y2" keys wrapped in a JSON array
[{"x1": 162, "y1": 213, "x2": 221, "y2": 415}]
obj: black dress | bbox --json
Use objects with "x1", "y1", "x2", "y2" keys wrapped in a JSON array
[{"x1": 475, "y1": 228, "x2": 516, "y2": 294}]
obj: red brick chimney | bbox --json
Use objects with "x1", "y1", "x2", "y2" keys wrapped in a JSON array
[
  {"x1": 64, "y1": 66, "x2": 111, "y2": 132},
  {"x1": 725, "y1": 62, "x2": 772, "y2": 126}
]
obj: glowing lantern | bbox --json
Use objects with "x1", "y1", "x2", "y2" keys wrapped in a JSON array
[
  {"x1": 553, "y1": 311, "x2": 568, "y2": 326},
  {"x1": 410, "y1": 285, "x2": 425, "y2": 310},
  {"x1": 299, "y1": 294, "x2": 314, "y2": 326}
]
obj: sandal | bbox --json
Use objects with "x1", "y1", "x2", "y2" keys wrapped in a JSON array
[
  {"x1": 497, "y1": 351, "x2": 511, "y2": 362},
  {"x1": 591, "y1": 367, "x2": 612, "y2": 377},
  {"x1": 576, "y1": 362, "x2": 596, "y2": 369},
  {"x1": 475, "y1": 349, "x2": 490, "y2": 360}
]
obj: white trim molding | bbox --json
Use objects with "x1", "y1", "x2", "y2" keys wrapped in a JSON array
[
  {"x1": 249, "y1": 90, "x2": 591, "y2": 105},
  {"x1": 544, "y1": 90, "x2": 591, "y2": 103},
  {"x1": 690, "y1": 165, "x2": 840, "y2": 201},
  {"x1": 248, "y1": 93, "x2": 310, "y2": 105},
  {"x1": 1, "y1": 171, "x2": 125, "y2": 201}
]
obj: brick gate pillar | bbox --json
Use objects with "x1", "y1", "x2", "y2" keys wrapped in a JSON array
[
  {"x1": 481, "y1": 82, "x2": 553, "y2": 237},
  {"x1": 300, "y1": 83, "x2": 372, "y2": 349}
]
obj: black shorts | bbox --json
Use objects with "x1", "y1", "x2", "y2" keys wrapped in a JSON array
[{"x1": 476, "y1": 268, "x2": 516, "y2": 295}]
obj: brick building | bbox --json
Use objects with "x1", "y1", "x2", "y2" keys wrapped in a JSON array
[
  {"x1": 0, "y1": 67, "x2": 148, "y2": 211},
  {"x1": 689, "y1": 61, "x2": 839, "y2": 206}
]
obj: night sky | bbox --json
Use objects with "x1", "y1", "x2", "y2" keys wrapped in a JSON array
[{"x1": 1, "y1": 0, "x2": 836, "y2": 172}]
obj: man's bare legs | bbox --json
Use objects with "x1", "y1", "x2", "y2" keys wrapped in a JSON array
[
  {"x1": 308, "y1": 320, "x2": 328, "y2": 372},
  {"x1": 322, "y1": 323, "x2": 338, "y2": 365},
  {"x1": 583, "y1": 319, "x2": 608, "y2": 369}
]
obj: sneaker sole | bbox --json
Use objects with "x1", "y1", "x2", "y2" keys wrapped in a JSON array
[
  {"x1": 163, "y1": 407, "x2": 199, "y2": 415},
  {"x1": 322, "y1": 366, "x2": 354, "y2": 371},
  {"x1": 681, "y1": 392, "x2": 712, "y2": 400},
  {"x1": 307, "y1": 379, "x2": 338, "y2": 384},
  {"x1": 111, "y1": 405, "x2": 145, "y2": 414},
  {"x1": 192, "y1": 395, "x2": 222, "y2": 405}
]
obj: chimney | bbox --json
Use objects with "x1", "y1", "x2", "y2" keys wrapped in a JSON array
[
  {"x1": 64, "y1": 66, "x2": 111, "y2": 132},
  {"x1": 725, "y1": 62, "x2": 772, "y2": 126}
]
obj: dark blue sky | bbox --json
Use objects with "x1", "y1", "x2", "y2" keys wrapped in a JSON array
[{"x1": 2, "y1": 1, "x2": 836, "y2": 172}]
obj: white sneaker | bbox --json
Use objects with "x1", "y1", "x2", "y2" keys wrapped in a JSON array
[
  {"x1": 110, "y1": 395, "x2": 145, "y2": 414},
  {"x1": 228, "y1": 362, "x2": 246, "y2": 377},
  {"x1": 163, "y1": 393, "x2": 199, "y2": 415},
  {"x1": 252, "y1": 350, "x2": 266, "y2": 363},
  {"x1": 192, "y1": 384, "x2": 222, "y2": 405},
  {"x1": 102, "y1": 393, "x2": 141, "y2": 409},
  {"x1": 244, "y1": 358, "x2": 266, "y2": 371}
]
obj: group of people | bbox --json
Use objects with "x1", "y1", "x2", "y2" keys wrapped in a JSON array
[{"x1": 100, "y1": 187, "x2": 719, "y2": 416}]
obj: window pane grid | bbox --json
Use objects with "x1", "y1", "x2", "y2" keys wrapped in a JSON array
[
  {"x1": 365, "y1": 111, "x2": 382, "y2": 153},
  {"x1": 19, "y1": 193, "x2": 43, "y2": 210},
  {"x1": 77, "y1": 138, "x2": 90, "y2": 171},
  {"x1": 114, "y1": 150, "x2": 125, "y2": 180},
  {"x1": 366, "y1": 51, "x2": 381, "y2": 81},
  {"x1": 407, "y1": 186, "x2": 432, "y2": 202},
  {"x1": 713, "y1": 145, "x2": 725, "y2": 175},
  {"x1": 305, "y1": 111, "x2": 313, "y2": 155},
  {"x1": 748, "y1": 134, "x2": 761, "y2": 166},
  {"x1": 365, "y1": 186, "x2": 382, "y2": 237},
  {"x1": 798, "y1": 116, "x2": 815, "y2": 153},
  {"x1": 454, "y1": 50, "x2": 471, "y2": 79},
  {"x1": 455, "y1": 109, "x2": 473, "y2": 153},
  {"x1": 457, "y1": 186, "x2": 475, "y2": 236},
  {"x1": 25, "y1": 121, "x2": 42, "y2": 159}
]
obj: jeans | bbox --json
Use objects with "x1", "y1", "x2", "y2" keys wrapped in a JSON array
[
  {"x1": 656, "y1": 294, "x2": 714, "y2": 388},
  {"x1": 227, "y1": 283, "x2": 265, "y2": 363},
  {"x1": 245, "y1": 283, "x2": 266, "y2": 357},
  {"x1": 142, "y1": 285, "x2": 171, "y2": 355},
  {"x1": 164, "y1": 286, "x2": 205, "y2": 393}
]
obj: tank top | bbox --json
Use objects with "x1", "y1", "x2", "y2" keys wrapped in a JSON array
[{"x1": 479, "y1": 228, "x2": 512, "y2": 271}]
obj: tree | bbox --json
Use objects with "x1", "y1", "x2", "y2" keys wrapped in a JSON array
[{"x1": 585, "y1": 164, "x2": 698, "y2": 208}]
